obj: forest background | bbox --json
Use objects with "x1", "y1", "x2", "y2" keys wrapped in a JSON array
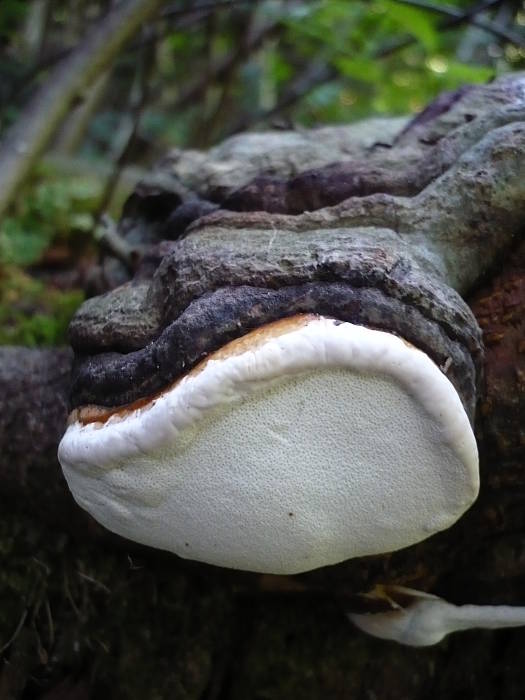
[{"x1": 0, "y1": 0, "x2": 523, "y2": 345}]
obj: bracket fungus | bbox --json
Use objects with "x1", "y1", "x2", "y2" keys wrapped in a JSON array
[
  {"x1": 59, "y1": 314, "x2": 478, "y2": 574},
  {"x1": 60, "y1": 206, "x2": 486, "y2": 575}
]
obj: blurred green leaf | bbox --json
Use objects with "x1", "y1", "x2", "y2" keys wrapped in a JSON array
[
  {"x1": 70, "y1": 212, "x2": 94, "y2": 231},
  {"x1": 382, "y1": 0, "x2": 439, "y2": 51},
  {"x1": 444, "y1": 60, "x2": 495, "y2": 82},
  {"x1": 0, "y1": 219, "x2": 51, "y2": 266},
  {"x1": 334, "y1": 57, "x2": 383, "y2": 82},
  {"x1": 0, "y1": 268, "x2": 84, "y2": 346}
]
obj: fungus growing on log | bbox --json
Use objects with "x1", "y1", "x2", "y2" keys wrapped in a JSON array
[
  {"x1": 59, "y1": 74, "x2": 525, "y2": 588},
  {"x1": 59, "y1": 315, "x2": 478, "y2": 574}
]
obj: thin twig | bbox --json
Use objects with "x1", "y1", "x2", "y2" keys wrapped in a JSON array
[
  {"x1": 131, "y1": 0, "x2": 249, "y2": 51},
  {"x1": 96, "y1": 214, "x2": 137, "y2": 268},
  {"x1": 161, "y1": 0, "x2": 257, "y2": 19},
  {"x1": 90, "y1": 33, "x2": 156, "y2": 263},
  {"x1": 43, "y1": 598, "x2": 55, "y2": 650},
  {"x1": 193, "y1": 3, "x2": 272, "y2": 145},
  {"x1": 226, "y1": 62, "x2": 336, "y2": 135},
  {"x1": 168, "y1": 20, "x2": 280, "y2": 113},
  {"x1": 63, "y1": 566, "x2": 83, "y2": 621},
  {"x1": 0, "y1": 609, "x2": 28, "y2": 655},
  {"x1": 375, "y1": 0, "x2": 507, "y2": 57},
  {"x1": 77, "y1": 571, "x2": 111, "y2": 595},
  {"x1": 394, "y1": 0, "x2": 525, "y2": 46}
]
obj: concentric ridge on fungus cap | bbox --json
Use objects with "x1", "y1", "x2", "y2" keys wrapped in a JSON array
[{"x1": 59, "y1": 316, "x2": 479, "y2": 575}]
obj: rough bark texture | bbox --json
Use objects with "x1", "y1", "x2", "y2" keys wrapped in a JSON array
[
  {"x1": 1, "y1": 74, "x2": 525, "y2": 699},
  {"x1": 0, "y1": 348, "x2": 71, "y2": 505},
  {"x1": 69, "y1": 281, "x2": 480, "y2": 418}
]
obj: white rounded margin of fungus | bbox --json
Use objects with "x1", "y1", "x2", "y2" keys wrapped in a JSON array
[
  {"x1": 58, "y1": 315, "x2": 479, "y2": 575},
  {"x1": 349, "y1": 585, "x2": 525, "y2": 646}
]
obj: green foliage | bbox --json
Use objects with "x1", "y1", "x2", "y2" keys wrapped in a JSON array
[
  {"x1": 276, "y1": 0, "x2": 519, "y2": 124},
  {"x1": 0, "y1": 0, "x2": 26, "y2": 40},
  {"x1": 0, "y1": 267, "x2": 83, "y2": 346},
  {"x1": 0, "y1": 175, "x2": 98, "y2": 267},
  {"x1": 0, "y1": 216, "x2": 51, "y2": 267},
  {"x1": 0, "y1": 171, "x2": 99, "y2": 346},
  {"x1": 382, "y1": 0, "x2": 439, "y2": 51},
  {"x1": 137, "y1": 0, "x2": 522, "y2": 143}
]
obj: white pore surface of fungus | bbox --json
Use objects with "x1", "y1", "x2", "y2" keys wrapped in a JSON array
[{"x1": 58, "y1": 316, "x2": 479, "y2": 574}]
